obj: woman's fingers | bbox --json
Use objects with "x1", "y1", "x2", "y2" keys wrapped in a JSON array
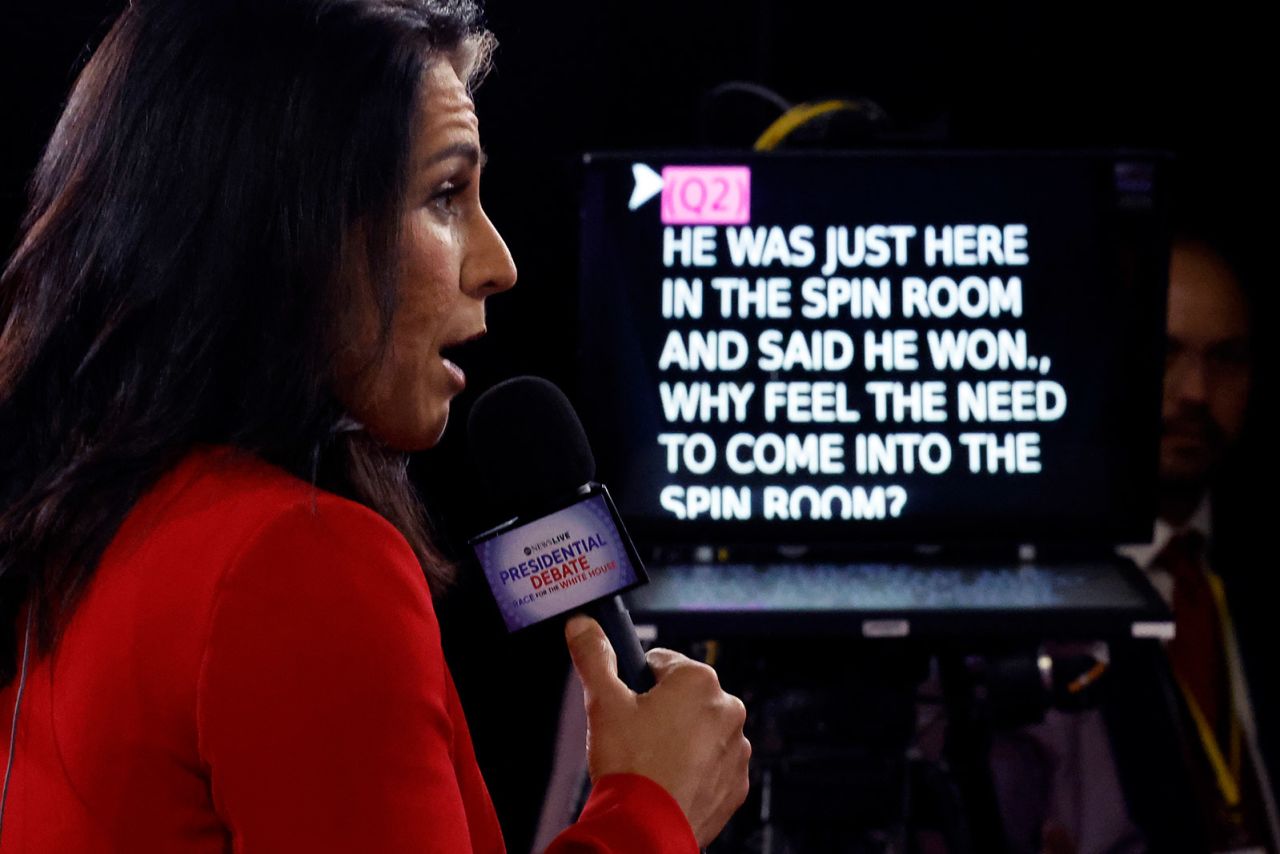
[
  {"x1": 566, "y1": 642, "x2": 751, "y2": 847},
  {"x1": 565, "y1": 616, "x2": 630, "y2": 712}
]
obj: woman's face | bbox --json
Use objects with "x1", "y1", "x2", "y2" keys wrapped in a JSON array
[{"x1": 334, "y1": 61, "x2": 517, "y2": 451}]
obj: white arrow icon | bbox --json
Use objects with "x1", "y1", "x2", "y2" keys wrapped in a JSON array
[{"x1": 628, "y1": 163, "x2": 665, "y2": 211}]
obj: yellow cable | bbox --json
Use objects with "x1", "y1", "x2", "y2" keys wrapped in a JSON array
[
  {"x1": 1067, "y1": 660, "x2": 1108, "y2": 694},
  {"x1": 753, "y1": 100, "x2": 861, "y2": 152}
]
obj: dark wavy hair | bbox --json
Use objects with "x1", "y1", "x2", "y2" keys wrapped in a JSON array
[{"x1": 0, "y1": 0, "x2": 495, "y2": 686}]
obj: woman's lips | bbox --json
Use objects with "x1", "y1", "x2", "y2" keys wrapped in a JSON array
[
  {"x1": 439, "y1": 329, "x2": 483, "y2": 391},
  {"x1": 442, "y1": 355, "x2": 466, "y2": 389}
]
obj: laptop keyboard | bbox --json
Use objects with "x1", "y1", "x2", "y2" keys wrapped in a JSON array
[{"x1": 628, "y1": 560, "x2": 1148, "y2": 612}]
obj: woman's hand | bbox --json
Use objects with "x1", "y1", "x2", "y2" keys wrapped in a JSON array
[{"x1": 565, "y1": 615, "x2": 751, "y2": 847}]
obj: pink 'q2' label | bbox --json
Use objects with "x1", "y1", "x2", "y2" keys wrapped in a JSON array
[{"x1": 660, "y1": 165, "x2": 751, "y2": 225}]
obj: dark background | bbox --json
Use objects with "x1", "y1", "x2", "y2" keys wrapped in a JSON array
[{"x1": 3, "y1": 2, "x2": 1274, "y2": 850}]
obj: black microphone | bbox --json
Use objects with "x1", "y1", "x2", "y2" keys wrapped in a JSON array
[{"x1": 467, "y1": 376, "x2": 656, "y2": 692}]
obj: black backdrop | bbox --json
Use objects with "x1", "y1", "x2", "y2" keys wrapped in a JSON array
[{"x1": 3, "y1": 2, "x2": 1275, "y2": 849}]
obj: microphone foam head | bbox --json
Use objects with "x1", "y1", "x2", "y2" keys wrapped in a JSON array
[{"x1": 467, "y1": 376, "x2": 597, "y2": 514}]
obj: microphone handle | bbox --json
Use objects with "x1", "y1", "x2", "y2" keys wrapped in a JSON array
[{"x1": 585, "y1": 595, "x2": 656, "y2": 693}]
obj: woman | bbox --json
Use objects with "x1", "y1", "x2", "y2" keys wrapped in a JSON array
[{"x1": 0, "y1": 1, "x2": 750, "y2": 851}]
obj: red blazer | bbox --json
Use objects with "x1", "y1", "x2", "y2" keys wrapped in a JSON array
[{"x1": 0, "y1": 445, "x2": 696, "y2": 853}]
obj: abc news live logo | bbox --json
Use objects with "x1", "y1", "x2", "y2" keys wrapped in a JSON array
[{"x1": 524, "y1": 530, "x2": 571, "y2": 557}]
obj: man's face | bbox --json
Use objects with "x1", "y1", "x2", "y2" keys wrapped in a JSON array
[{"x1": 1160, "y1": 241, "x2": 1252, "y2": 490}]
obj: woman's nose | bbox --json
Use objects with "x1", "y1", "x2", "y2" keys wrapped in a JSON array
[{"x1": 463, "y1": 208, "x2": 517, "y2": 298}]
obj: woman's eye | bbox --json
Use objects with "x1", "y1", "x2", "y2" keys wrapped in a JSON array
[{"x1": 430, "y1": 181, "x2": 468, "y2": 215}]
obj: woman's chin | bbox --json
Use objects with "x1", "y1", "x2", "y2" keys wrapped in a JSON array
[{"x1": 363, "y1": 405, "x2": 450, "y2": 453}]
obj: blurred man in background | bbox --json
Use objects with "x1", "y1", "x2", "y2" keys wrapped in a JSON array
[
  {"x1": 1120, "y1": 234, "x2": 1278, "y2": 852},
  {"x1": 992, "y1": 234, "x2": 1278, "y2": 854}
]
